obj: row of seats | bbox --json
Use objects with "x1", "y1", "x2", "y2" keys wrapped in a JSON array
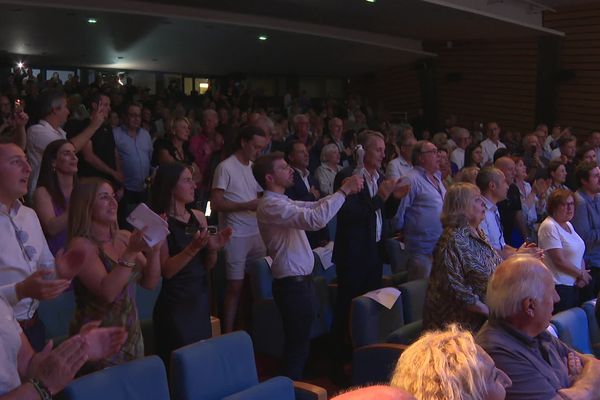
[
  {"x1": 550, "y1": 299, "x2": 600, "y2": 357},
  {"x1": 62, "y1": 331, "x2": 327, "y2": 400}
]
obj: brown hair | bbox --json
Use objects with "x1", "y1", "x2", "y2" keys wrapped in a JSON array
[
  {"x1": 546, "y1": 188, "x2": 574, "y2": 217},
  {"x1": 252, "y1": 151, "x2": 285, "y2": 190},
  {"x1": 68, "y1": 177, "x2": 117, "y2": 243}
]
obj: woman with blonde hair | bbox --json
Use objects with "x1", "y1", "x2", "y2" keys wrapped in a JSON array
[
  {"x1": 391, "y1": 324, "x2": 511, "y2": 400},
  {"x1": 315, "y1": 143, "x2": 343, "y2": 195},
  {"x1": 423, "y1": 182, "x2": 502, "y2": 332},
  {"x1": 67, "y1": 177, "x2": 162, "y2": 372}
]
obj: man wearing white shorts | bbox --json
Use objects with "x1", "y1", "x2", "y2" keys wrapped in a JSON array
[{"x1": 211, "y1": 125, "x2": 267, "y2": 332}]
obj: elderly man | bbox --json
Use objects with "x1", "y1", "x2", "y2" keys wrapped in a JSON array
[
  {"x1": 395, "y1": 140, "x2": 445, "y2": 279},
  {"x1": 477, "y1": 255, "x2": 600, "y2": 400},
  {"x1": 449, "y1": 127, "x2": 471, "y2": 170}
]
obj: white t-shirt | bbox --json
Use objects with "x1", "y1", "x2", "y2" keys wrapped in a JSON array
[
  {"x1": 26, "y1": 120, "x2": 67, "y2": 196},
  {"x1": 538, "y1": 216, "x2": 585, "y2": 286},
  {"x1": 212, "y1": 155, "x2": 262, "y2": 237}
]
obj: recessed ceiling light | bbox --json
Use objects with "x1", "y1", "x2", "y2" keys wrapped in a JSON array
[
  {"x1": 87, "y1": 18, "x2": 97, "y2": 24},
  {"x1": 258, "y1": 35, "x2": 268, "y2": 41},
  {"x1": 365, "y1": 0, "x2": 376, "y2": 3}
]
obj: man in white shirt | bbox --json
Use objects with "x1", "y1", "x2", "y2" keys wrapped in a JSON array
[
  {"x1": 0, "y1": 143, "x2": 85, "y2": 351},
  {"x1": 480, "y1": 122, "x2": 506, "y2": 166},
  {"x1": 253, "y1": 151, "x2": 362, "y2": 379},
  {"x1": 450, "y1": 127, "x2": 471, "y2": 170},
  {"x1": 386, "y1": 129, "x2": 416, "y2": 180},
  {"x1": 26, "y1": 89, "x2": 104, "y2": 195},
  {"x1": 211, "y1": 125, "x2": 267, "y2": 333}
]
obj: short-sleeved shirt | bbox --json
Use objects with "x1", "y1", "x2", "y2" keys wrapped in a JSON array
[
  {"x1": 538, "y1": 216, "x2": 585, "y2": 286},
  {"x1": 477, "y1": 319, "x2": 572, "y2": 400},
  {"x1": 113, "y1": 125, "x2": 153, "y2": 192},
  {"x1": 26, "y1": 120, "x2": 67, "y2": 194},
  {"x1": 0, "y1": 295, "x2": 22, "y2": 395},
  {"x1": 212, "y1": 155, "x2": 262, "y2": 237}
]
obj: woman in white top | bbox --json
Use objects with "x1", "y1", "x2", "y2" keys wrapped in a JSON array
[
  {"x1": 315, "y1": 143, "x2": 342, "y2": 195},
  {"x1": 537, "y1": 188, "x2": 591, "y2": 313}
]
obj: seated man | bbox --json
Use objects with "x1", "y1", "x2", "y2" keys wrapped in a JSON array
[
  {"x1": 391, "y1": 324, "x2": 511, "y2": 400},
  {"x1": 477, "y1": 255, "x2": 600, "y2": 399},
  {"x1": 0, "y1": 293, "x2": 126, "y2": 398}
]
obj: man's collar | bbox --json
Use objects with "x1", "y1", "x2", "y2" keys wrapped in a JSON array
[
  {"x1": 482, "y1": 195, "x2": 497, "y2": 211},
  {"x1": 293, "y1": 167, "x2": 309, "y2": 178},
  {"x1": 0, "y1": 199, "x2": 22, "y2": 216},
  {"x1": 489, "y1": 317, "x2": 550, "y2": 348}
]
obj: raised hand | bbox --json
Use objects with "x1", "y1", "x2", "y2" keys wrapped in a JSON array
[
  {"x1": 79, "y1": 320, "x2": 128, "y2": 361},
  {"x1": 32, "y1": 335, "x2": 88, "y2": 394},
  {"x1": 55, "y1": 247, "x2": 86, "y2": 279},
  {"x1": 207, "y1": 226, "x2": 233, "y2": 251},
  {"x1": 340, "y1": 175, "x2": 364, "y2": 195}
]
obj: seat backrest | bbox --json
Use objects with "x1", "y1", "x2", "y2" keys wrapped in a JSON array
[
  {"x1": 581, "y1": 299, "x2": 600, "y2": 357},
  {"x1": 170, "y1": 331, "x2": 259, "y2": 400},
  {"x1": 136, "y1": 279, "x2": 161, "y2": 321},
  {"x1": 38, "y1": 289, "x2": 75, "y2": 340},
  {"x1": 248, "y1": 258, "x2": 273, "y2": 300},
  {"x1": 63, "y1": 356, "x2": 169, "y2": 400},
  {"x1": 397, "y1": 279, "x2": 428, "y2": 324},
  {"x1": 551, "y1": 307, "x2": 593, "y2": 355},
  {"x1": 350, "y1": 295, "x2": 405, "y2": 348},
  {"x1": 385, "y1": 238, "x2": 408, "y2": 273}
]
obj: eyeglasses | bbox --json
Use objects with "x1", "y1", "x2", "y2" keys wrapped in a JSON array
[{"x1": 421, "y1": 149, "x2": 440, "y2": 155}]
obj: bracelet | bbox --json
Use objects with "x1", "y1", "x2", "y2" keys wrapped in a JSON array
[
  {"x1": 29, "y1": 378, "x2": 52, "y2": 400},
  {"x1": 117, "y1": 258, "x2": 136, "y2": 269}
]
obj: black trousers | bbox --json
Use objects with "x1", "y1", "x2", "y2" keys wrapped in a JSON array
[
  {"x1": 554, "y1": 284, "x2": 583, "y2": 314},
  {"x1": 272, "y1": 276, "x2": 318, "y2": 380}
]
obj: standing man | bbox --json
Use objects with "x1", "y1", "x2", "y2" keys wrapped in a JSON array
[
  {"x1": 0, "y1": 143, "x2": 83, "y2": 350},
  {"x1": 113, "y1": 102, "x2": 153, "y2": 226},
  {"x1": 253, "y1": 151, "x2": 363, "y2": 379},
  {"x1": 480, "y1": 122, "x2": 506, "y2": 166},
  {"x1": 386, "y1": 130, "x2": 417, "y2": 180},
  {"x1": 64, "y1": 92, "x2": 123, "y2": 187},
  {"x1": 572, "y1": 161, "x2": 600, "y2": 296},
  {"x1": 27, "y1": 89, "x2": 104, "y2": 195},
  {"x1": 333, "y1": 130, "x2": 407, "y2": 366},
  {"x1": 450, "y1": 127, "x2": 471, "y2": 170},
  {"x1": 395, "y1": 140, "x2": 445, "y2": 279},
  {"x1": 211, "y1": 125, "x2": 267, "y2": 333},
  {"x1": 495, "y1": 156, "x2": 529, "y2": 245}
]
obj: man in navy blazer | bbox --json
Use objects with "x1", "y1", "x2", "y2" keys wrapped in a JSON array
[
  {"x1": 332, "y1": 130, "x2": 409, "y2": 367},
  {"x1": 285, "y1": 140, "x2": 329, "y2": 248}
]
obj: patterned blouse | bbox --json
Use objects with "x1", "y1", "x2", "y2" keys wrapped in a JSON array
[
  {"x1": 70, "y1": 245, "x2": 143, "y2": 372},
  {"x1": 423, "y1": 224, "x2": 502, "y2": 333}
]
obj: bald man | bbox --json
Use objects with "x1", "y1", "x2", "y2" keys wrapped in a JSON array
[{"x1": 477, "y1": 255, "x2": 600, "y2": 399}]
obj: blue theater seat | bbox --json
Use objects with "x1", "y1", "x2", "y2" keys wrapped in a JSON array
[{"x1": 551, "y1": 307, "x2": 593, "y2": 355}]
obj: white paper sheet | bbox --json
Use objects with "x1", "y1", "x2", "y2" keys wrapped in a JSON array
[{"x1": 363, "y1": 287, "x2": 401, "y2": 310}]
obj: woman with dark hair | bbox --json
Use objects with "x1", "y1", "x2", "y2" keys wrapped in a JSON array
[
  {"x1": 537, "y1": 160, "x2": 569, "y2": 219},
  {"x1": 463, "y1": 143, "x2": 484, "y2": 169},
  {"x1": 33, "y1": 139, "x2": 77, "y2": 255},
  {"x1": 150, "y1": 162, "x2": 232, "y2": 365}
]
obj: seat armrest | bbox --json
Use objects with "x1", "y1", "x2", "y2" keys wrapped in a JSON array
[{"x1": 294, "y1": 381, "x2": 328, "y2": 400}]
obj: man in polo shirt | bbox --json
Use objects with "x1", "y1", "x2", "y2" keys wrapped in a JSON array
[
  {"x1": 253, "y1": 151, "x2": 362, "y2": 379},
  {"x1": 477, "y1": 255, "x2": 600, "y2": 399}
]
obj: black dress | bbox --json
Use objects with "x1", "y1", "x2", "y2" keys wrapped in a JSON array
[{"x1": 153, "y1": 211, "x2": 212, "y2": 365}]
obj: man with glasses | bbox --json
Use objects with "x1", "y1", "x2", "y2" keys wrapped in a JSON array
[
  {"x1": 395, "y1": 140, "x2": 445, "y2": 279},
  {"x1": 0, "y1": 143, "x2": 82, "y2": 351},
  {"x1": 113, "y1": 102, "x2": 152, "y2": 227}
]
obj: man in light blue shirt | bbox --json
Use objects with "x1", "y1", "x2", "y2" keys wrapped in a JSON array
[
  {"x1": 113, "y1": 103, "x2": 152, "y2": 226},
  {"x1": 395, "y1": 140, "x2": 445, "y2": 279}
]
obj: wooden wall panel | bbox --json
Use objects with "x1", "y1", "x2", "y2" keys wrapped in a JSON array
[
  {"x1": 424, "y1": 39, "x2": 538, "y2": 133},
  {"x1": 349, "y1": 64, "x2": 422, "y2": 122},
  {"x1": 544, "y1": 3, "x2": 600, "y2": 134}
]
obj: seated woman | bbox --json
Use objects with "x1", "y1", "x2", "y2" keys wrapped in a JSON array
[
  {"x1": 391, "y1": 324, "x2": 512, "y2": 400},
  {"x1": 423, "y1": 182, "x2": 502, "y2": 332},
  {"x1": 150, "y1": 162, "x2": 232, "y2": 365},
  {"x1": 67, "y1": 178, "x2": 162, "y2": 372},
  {"x1": 33, "y1": 139, "x2": 77, "y2": 255},
  {"x1": 538, "y1": 188, "x2": 591, "y2": 313},
  {"x1": 315, "y1": 143, "x2": 343, "y2": 196}
]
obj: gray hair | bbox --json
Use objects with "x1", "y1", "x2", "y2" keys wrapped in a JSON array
[
  {"x1": 320, "y1": 143, "x2": 339, "y2": 162},
  {"x1": 487, "y1": 256, "x2": 549, "y2": 319}
]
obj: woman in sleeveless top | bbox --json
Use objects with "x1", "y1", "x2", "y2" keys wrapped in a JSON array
[
  {"x1": 33, "y1": 139, "x2": 77, "y2": 255},
  {"x1": 67, "y1": 178, "x2": 162, "y2": 372},
  {"x1": 150, "y1": 162, "x2": 231, "y2": 365}
]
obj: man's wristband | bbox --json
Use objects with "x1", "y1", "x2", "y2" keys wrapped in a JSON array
[
  {"x1": 29, "y1": 378, "x2": 52, "y2": 400},
  {"x1": 339, "y1": 188, "x2": 348, "y2": 197}
]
